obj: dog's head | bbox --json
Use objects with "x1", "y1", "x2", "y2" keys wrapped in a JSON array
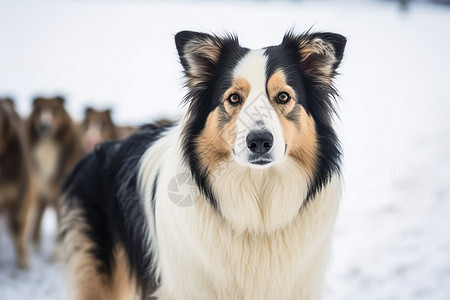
[
  {"x1": 176, "y1": 30, "x2": 345, "y2": 208},
  {"x1": 82, "y1": 107, "x2": 117, "y2": 150},
  {"x1": 29, "y1": 96, "x2": 71, "y2": 138}
]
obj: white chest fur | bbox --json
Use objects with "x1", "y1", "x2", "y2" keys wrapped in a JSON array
[
  {"x1": 139, "y1": 128, "x2": 342, "y2": 299},
  {"x1": 33, "y1": 138, "x2": 60, "y2": 183},
  {"x1": 155, "y1": 175, "x2": 341, "y2": 300}
]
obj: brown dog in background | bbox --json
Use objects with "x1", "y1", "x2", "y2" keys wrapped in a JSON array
[
  {"x1": 0, "y1": 98, "x2": 36, "y2": 269},
  {"x1": 80, "y1": 107, "x2": 144, "y2": 152},
  {"x1": 26, "y1": 96, "x2": 85, "y2": 250},
  {"x1": 80, "y1": 107, "x2": 119, "y2": 151}
]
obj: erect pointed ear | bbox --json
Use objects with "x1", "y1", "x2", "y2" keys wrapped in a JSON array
[
  {"x1": 54, "y1": 96, "x2": 66, "y2": 105},
  {"x1": 33, "y1": 97, "x2": 44, "y2": 107},
  {"x1": 85, "y1": 107, "x2": 94, "y2": 115},
  {"x1": 175, "y1": 31, "x2": 224, "y2": 86},
  {"x1": 104, "y1": 109, "x2": 113, "y2": 120},
  {"x1": 3, "y1": 98, "x2": 15, "y2": 108},
  {"x1": 288, "y1": 31, "x2": 346, "y2": 84}
]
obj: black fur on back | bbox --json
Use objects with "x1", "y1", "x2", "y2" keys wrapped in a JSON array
[{"x1": 61, "y1": 126, "x2": 168, "y2": 299}]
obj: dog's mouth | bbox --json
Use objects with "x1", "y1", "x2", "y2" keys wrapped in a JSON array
[{"x1": 248, "y1": 154, "x2": 273, "y2": 166}]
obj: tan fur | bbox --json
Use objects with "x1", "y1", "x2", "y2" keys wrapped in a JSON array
[
  {"x1": 288, "y1": 109, "x2": 318, "y2": 177},
  {"x1": 154, "y1": 118, "x2": 173, "y2": 127},
  {"x1": 61, "y1": 204, "x2": 137, "y2": 300},
  {"x1": 26, "y1": 97, "x2": 85, "y2": 250},
  {"x1": 117, "y1": 125, "x2": 138, "y2": 139},
  {"x1": 184, "y1": 37, "x2": 222, "y2": 86},
  {"x1": 196, "y1": 109, "x2": 233, "y2": 170},
  {"x1": 267, "y1": 70, "x2": 319, "y2": 177},
  {"x1": 196, "y1": 77, "x2": 251, "y2": 172},
  {"x1": 266, "y1": 70, "x2": 297, "y2": 113},
  {"x1": 222, "y1": 77, "x2": 251, "y2": 115},
  {"x1": 299, "y1": 38, "x2": 337, "y2": 85},
  {"x1": 0, "y1": 98, "x2": 36, "y2": 269}
]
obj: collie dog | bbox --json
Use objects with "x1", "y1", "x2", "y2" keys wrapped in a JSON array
[
  {"x1": 0, "y1": 98, "x2": 36, "y2": 269},
  {"x1": 80, "y1": 107, "x2": 119, "y2": 152},
  {"x1": 80, "y1": 107, "x2": 142, "y2": 152},
  {"x1": 61, "y1": 30, "x2": 346, "y2": 300},
  {"x1": 26, "y1": 96, "x2": 85, "y2": 250}
]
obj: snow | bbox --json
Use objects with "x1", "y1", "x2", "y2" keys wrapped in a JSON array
[{"x1": 1, "y1": 0, "x2": 449, "y2": 299}]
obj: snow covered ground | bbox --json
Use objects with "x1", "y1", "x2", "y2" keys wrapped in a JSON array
[{"x1": 1, "y1": 0, "x2": 449, "y2": 299}]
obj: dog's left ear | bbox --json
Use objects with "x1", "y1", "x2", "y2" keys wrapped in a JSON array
[
  {"x1": 104, "y1": 109, "x2": 114, "y2": 121},
  {"x1": 54, "y1": 96, "x2": 66, "y2": 105},
  {"x1": 287, "y1": 32, "x2": 346, "y2": 84},
  {"x1": 85, "y1": 107, "x2": 94, "y2": 115},
  {"x1": 175, "y1": 31, "x2": 223, "y2": 86},
  {"x1": 2, "y1": 98, "x2": 15, "y2": 108}
]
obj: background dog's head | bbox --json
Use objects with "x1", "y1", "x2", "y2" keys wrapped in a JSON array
[
  {"x1": 29, "y1": 96, "x2": 71, "y2": 139},
  {"x1": 81, "y1": 107, "x2": 117, "y2": 150},
  {"x1": 176, "y1": 30, "x2": 345, "y2": 205}
]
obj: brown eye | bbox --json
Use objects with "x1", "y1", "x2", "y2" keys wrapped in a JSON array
[
  {"x1": 277, "y1": 92, "x2": 291, "y2": 104},
  {"x1": 228, "y1": 93, "x2": 241, "y2": 105}
]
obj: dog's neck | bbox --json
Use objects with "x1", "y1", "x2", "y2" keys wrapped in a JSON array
[{"x1": 210, "y1": 158, "x2": 311, "y2": 235}]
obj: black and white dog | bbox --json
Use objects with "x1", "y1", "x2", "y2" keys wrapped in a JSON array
[{"x1": 61, "y1": 30, "x2": 346, "y2": 300}]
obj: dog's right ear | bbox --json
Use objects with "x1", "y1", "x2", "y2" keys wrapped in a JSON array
[
  {"x1": 33, "y1": 97, "x2": 44, "y2": 106},
  {"x1": 2, "y1": 98, "x2": 15, "y2": 108},
  {"x1": 104, "y1": 109, "x2": 113, "y2": 120},
  {"x1": 85, "y1": 107, "x2": 94, "y2": 115},
  {"x1": 54, "y1": 96, "x2": 66, "y2": 105},
  {"x1": 175, "y1": 31, "x2": 223, "y2": 86}
]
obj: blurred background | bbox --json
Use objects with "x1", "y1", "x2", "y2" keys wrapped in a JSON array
[{"x1": 0, "y1": 0, "x2": 449, "y2": 299}]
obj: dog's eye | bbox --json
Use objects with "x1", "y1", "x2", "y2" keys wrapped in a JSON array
[
  {"x1": 228, "y1": 93, "x2": 242, "y2": 105},
  {"x1": 277, "y1": 92, "x2": 291, "y2": 104}
]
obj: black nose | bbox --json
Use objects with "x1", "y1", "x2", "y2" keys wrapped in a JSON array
[
  {"x1": 246, "y1": 130, "x2": 273, "y2": 154},
  {"x1": 38, "y1": 123, "x2": 52, "y2": 135}
]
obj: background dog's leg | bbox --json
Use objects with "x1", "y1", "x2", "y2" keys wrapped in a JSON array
[
  {"x1": 8, "y1": 206, "x2": 29, "y2": 270},
  {"x1": 51, "y1": 201, "x2": 63, "y2": 262},
  {"x1": 32, "y1": 198, "x2": 46, "y2": 250}
]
